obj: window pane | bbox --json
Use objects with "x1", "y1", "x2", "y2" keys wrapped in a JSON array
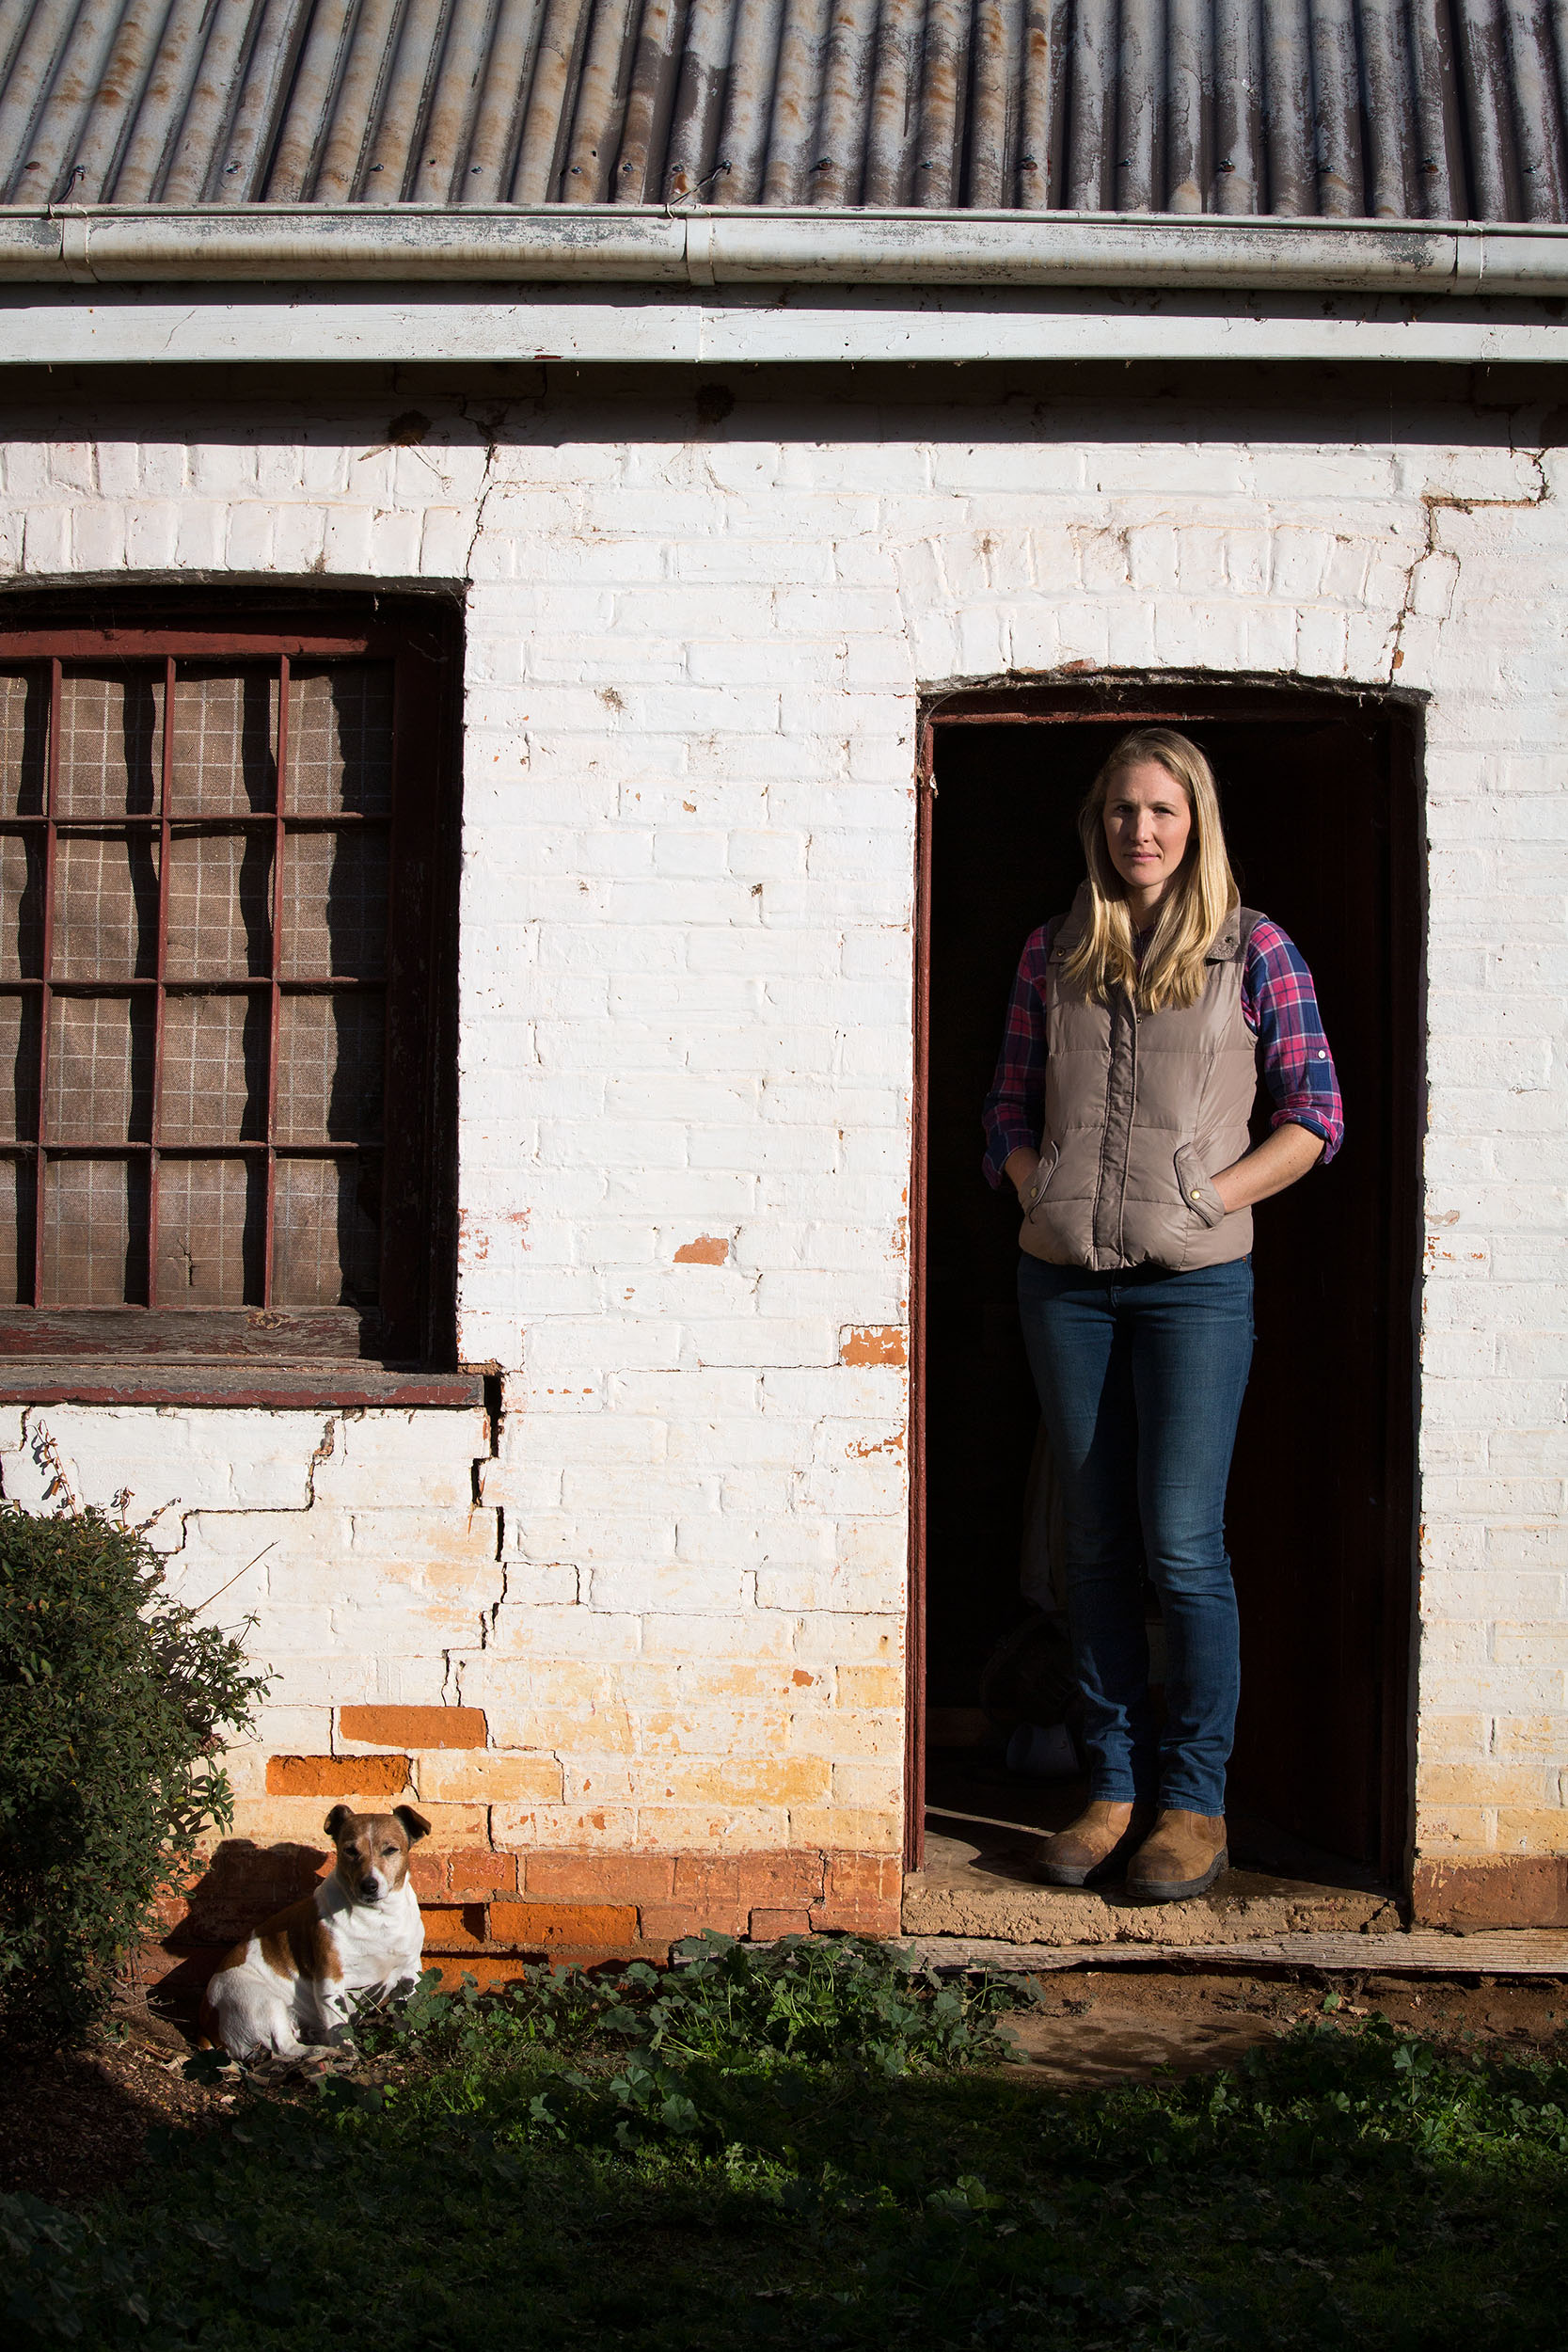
[
  {"x1": 0, "y1": 1158, "x2": 33, "y2": 1303},
  {"x1": 287, "y1": 665, "x2": 393, "y2": 815},
  {"x1": 276, "y1": 993, "x2": 384, "y2": 1142},
  {"x1": 55, "y1": 670, "x2": 163, "y2": 818},
  {"x1": 279, "y1": 831, "x2": 388, "y2": 978},
  {"x1": 156, "y1": 1159, "x2": 262, "y2": 1304},
  {"x1": 273, "y1": 1157, "x2": 379, "y2": 1306},
  {"x1": 54, "y1": 833, "x2": 160, "y2": 978},
  {"x1": 0, "y1": 835, "x2": 44, "y2": 977},
  {"x1": 46, "y1": 996, "x2": 154, "y2": 1142},
  {"x1": 170, "y1": 669, "x2": 277, "y2": 815},
  {"x1": 159, "y1": 994, "x2": 268, "y2": 1144},
  {"x1": 0, "y1": 995, "x2": 40, "y2": 1139},
  {"x1": 41, "y1": 1157, "x2": 148, "y2": 1304},
  {"x1": 0, "y1": 670, "x2": 47, "y2": 815},
  {"x1": 165, "y1": 831, "x2": 272, "y2": 978}
]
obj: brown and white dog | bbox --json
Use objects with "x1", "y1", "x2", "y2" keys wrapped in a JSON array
[{"x1": 200, "y1": 1804, "x2": 430, "y2": 2059}]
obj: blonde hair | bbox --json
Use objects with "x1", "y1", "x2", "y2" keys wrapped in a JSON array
[{"x1": 1060, "y1": 727, "x2": 1240, "y2": 1012}]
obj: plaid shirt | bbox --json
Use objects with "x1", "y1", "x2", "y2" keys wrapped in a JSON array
[{"x1": 983, "y1": 914, "x2": 1344, "y2": 1188}]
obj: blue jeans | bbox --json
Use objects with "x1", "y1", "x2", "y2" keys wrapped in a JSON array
[{"x1": 1015, "y1": 1253, "x2": 1255, "y2": 1816}]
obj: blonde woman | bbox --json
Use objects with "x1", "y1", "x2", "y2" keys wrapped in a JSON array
[{"x1": 982, "y1": 728, "x2": 1343, "y2": 1900}]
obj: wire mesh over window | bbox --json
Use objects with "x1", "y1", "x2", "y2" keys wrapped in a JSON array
[{"x1": 0, "y1": 657, "x2": 395, "y2": 1312}]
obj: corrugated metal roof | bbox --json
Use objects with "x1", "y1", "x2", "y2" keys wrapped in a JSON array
[{"x1": 0, "y1": 0, "x2": 1564, "y2": 219}]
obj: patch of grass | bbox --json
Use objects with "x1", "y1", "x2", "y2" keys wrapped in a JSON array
[{"x1": 4, "y1": 1937, "x2": 1566, "y2": 2350}]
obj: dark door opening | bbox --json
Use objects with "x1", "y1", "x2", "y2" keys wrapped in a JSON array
[{"x1": 914, "y1": 686, "x2": 1422, "y2": 1883}]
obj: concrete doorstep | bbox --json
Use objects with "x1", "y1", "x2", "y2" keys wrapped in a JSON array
[
  {"x1": 904, "y1": 1824, "x2": 1568, "y2": 1977},
  {"x1": 904, "y1": 1824, "x2": 1402, "y2": 1946}
]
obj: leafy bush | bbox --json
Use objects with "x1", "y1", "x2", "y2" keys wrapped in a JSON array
[
  {"x1": 359, "y1": 1931, "x2": 1035, "y2": 2081},
  {"x1": 0, "y1": 1501, "x2": 270, "y2": 2044},
  {"x1": 348, "y1": 1932, "x2": 1038, "y2": 2157}
]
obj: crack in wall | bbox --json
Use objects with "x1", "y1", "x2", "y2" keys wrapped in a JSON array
[
  {"x1": 304, "y1": 1412, "x2": 340, "y2": 1507},
  {"x1": 458, "y1": 402, "x2": 517, "y2": 580},
  {"x1": 2, "y1": 1407, "x2": 349, "y2": 1565},
  {"x1": 1388, "y1": 454, "x2": 1551, "y2": 677}
]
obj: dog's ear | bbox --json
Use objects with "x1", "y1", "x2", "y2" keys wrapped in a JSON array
[
  {"x1": 324, "y1": 1804, "x2": 355, "y2": 1839},
  {"x1": 393, "y1": 1805, "x2": 432, "y2": 1846}
]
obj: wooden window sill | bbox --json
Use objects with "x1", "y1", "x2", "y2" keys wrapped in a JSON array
[{"x1": 0, "y1": 1362, "x2": 484, "y2": 1407}]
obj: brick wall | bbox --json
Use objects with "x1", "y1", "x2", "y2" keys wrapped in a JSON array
[{"x1": 2, "y1": 380, "x2": 1566, "y2": 1935}]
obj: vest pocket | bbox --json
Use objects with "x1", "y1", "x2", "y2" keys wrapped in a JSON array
[
  {"x1": 1175, "y1": 1144, "x2": 1227, "y2": 1229},
  {"x1": 1022, "y1": 1143, "x2": 1060, "y2": 1218}
]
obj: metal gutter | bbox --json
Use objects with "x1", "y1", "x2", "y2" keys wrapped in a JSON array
[{"x1": 0, "y1": 203, "x2": 1565, "y2": 292}]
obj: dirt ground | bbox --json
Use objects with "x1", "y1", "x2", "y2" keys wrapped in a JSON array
[
  {"x1": 1006, "y1": 1965, "x2": 1568, "y2": 2090},
  {"x1": 0, "y1": 1989, "x2": 238, "y2": 2208},
  {"x1": 4, "y1": 1967, "x2": 1564, "y2": 2209}
]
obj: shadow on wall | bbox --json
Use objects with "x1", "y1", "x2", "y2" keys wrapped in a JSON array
[{"x1": 146, "y1": 1838, "x2": 328, "y2": 2017}]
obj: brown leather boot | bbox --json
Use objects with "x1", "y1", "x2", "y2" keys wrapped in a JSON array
[
  {"x1": 1036, "y1": 1801, "x2": 1153, "y2": 1887},
  {"x1": 1125, "y1": 1808, "x2": 1228, "y2": 1901}
]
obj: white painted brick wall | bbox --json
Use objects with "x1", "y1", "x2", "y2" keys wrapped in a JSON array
[{"x1": 1, "y1": 399, "x2": 1565, "y2": 1871}]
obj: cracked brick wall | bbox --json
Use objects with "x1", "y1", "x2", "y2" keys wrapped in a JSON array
[{"x1": 2, "y1": 378, "x2": 1566, "y2": 1941}]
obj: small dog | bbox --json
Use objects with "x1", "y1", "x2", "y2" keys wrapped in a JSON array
[{"x1": 201, "y1": 1804, "x2": 430, "y2": 2059}]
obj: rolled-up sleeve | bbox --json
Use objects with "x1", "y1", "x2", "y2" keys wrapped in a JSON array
[
  {"x1": 1243, "y1": 919, "x2": 1344, "y2": 1164},
  {"x1": 982, "y1": 923, "x2": 1055, "y2": 1188}
]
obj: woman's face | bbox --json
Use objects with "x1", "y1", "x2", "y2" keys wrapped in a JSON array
[{"x1": 1101, "y1": 759, "x2": 1194, "y2": 908}]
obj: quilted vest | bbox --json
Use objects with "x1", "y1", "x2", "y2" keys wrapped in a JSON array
[{"x1": 1019, "y1": 882, "x2": 1260, "y2": 1274}]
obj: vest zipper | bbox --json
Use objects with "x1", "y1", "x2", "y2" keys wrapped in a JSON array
[{"x1": 1117, "y1": 993, "x2": 1138, "y2": 1263}]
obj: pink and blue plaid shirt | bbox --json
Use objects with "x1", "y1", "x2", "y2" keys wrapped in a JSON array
[{"x1": 983, "y1": 914, "x2": 1344, "y2": 1189}]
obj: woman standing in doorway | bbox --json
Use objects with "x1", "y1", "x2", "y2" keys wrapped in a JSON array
[{"x1": 982, "y1": 728, "x2": 1343, "y2": 1900}]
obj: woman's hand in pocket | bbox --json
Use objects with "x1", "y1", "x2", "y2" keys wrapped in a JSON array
[
  {"x1": 1005, "y1": 1146, "x2": 1041, "y2": 1205},
  {"x1": 1210, "y1": 1122, "x2": 1325, "y2": 1214}
]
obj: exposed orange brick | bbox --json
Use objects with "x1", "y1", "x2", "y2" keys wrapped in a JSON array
[
  {"x1": 823, "y1": 1851, "x2": 903, "y2": 1902},
  {"x1": 409, "y1": 1851, "x2": 448, "y2": 1902},
  {"x1": 839, "y1": 1324, "x2": 906, "y2": 1367},
  {"x1": 567, "y1": 1951, "x2": 656, "y2": 1970},
  {"x1": 670, "y1": 1855, "x2": 744, "y2": 1903},
  {"x1": 339, "y1": 1705, "x2": 487, "y2": 1749},
  {"x1": 747, "y1": 1853, "x2": 827, "y2": 1904},
  {"x1": 419, "y1": 1904, "x2": 489, "y2": 1951},
  {"x1": 446, "y1": 1847, "x2": 519, "y2": 1900},
  {"x1": 265, "y1": 1755, "x2": 410, "y2": 1798},
  {"x1": 810, "y1": 1895, "x2": 901, "y2": 1934},
  {"x1": 436, "y1": 1948, "x2": 656, "y2": 1977},
  {"x1": 673, "y1": 1235, "x2": 728, "y2": 1264},
  {"x1": 523, "y1": 1853, "x2": 676, "y2": 1903},
  {"x1": 487, "y1": 1900, "x2": 638, "y2": 1947},
  {"x1": 421, "y1": 1956, "x2": 535, "y2": 1992},
  {"x1": 671, "y1": 1851, "x2": 826, "y2": 1907},
  {"x1": 639, "y1": 1902, "x2": 749, "y2": 1943},
  {"x1": 750, "y1": 1907, "x2": 812, "y2": 1940},
  {"x1": 1413, "y1": 1855, "x2": 1568, "y2": 1928},
  {"x1": 810, "y1": 1851, "x2": 902, "y2": 1936}
]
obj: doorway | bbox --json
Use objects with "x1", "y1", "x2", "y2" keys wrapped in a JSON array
[{"x1": 912, "y1": 684, "x2": 1422, "y2": 1883}]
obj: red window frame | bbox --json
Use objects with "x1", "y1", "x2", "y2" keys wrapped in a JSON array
[{"x1": 0, "y1": 598, "x2": 466, "y2": 1406}]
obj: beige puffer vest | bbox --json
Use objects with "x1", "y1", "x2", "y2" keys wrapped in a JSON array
[{"x1": 1019, "y1": 883, "x2": 1260, "y2": 1274}]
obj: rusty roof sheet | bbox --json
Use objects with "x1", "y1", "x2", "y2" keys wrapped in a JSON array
[{"x1": 0, "y1": 0, "x2": 1563, "y2": 220}]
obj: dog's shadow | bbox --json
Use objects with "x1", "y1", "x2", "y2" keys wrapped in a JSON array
[{"x1": 150, "y1": 1840, "x2": 329, "y2": 2028}]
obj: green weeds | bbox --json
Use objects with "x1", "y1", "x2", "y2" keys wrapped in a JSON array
[{"x1": 4, "y1": 1941, "x2": 1566, "y2": 2351}]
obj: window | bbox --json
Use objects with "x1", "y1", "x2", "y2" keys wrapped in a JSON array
[{"x1": 0, "y1": 604, "x2": 463, "y2": 1401}]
